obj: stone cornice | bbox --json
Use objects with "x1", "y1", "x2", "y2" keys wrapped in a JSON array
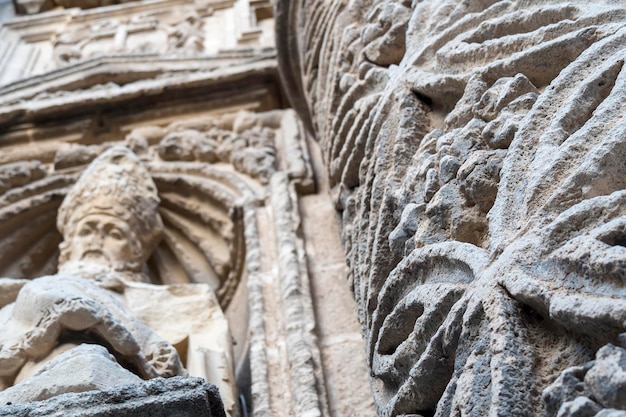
[
  {"x1": 0, "y1": 51, "x2": 278, "y2": 128},
  {"x1": 12, "y1": 0, "x2": 234, "y2": 16}
]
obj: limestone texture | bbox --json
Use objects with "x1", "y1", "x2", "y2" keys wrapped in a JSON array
[
  {"x1": 0, "y1": 344, "x2": 142, "y2": 404},
  {"x1": 277, "y1": 0, "x2": 626, "y2": 416},
  {"x1": 0, "y1": 1, "x2": 377, "y2": 416}
]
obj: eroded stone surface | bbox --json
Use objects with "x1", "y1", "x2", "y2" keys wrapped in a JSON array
[
  {"x1": 0, "y1": 376, "x2": 226, "y2": 417},
  {"x1": 277, "y1": 0, "x2": 626, "y2": 415},
  {"x1": 0, "y1": 344, "x2": 142, "y2": 404}
]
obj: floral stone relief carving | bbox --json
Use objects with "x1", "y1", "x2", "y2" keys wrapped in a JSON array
[
  {"x1": 53, "y1": 6, "x2": 210, "y2": 65},
  {"x1": 277, "y1": 0, "x2": 626, "y2": 416}
]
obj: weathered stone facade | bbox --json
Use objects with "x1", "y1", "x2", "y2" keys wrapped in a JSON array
[
  {"x1": 277, "y1": 1, "x2": 626, "y2": 416},
  {"x1": 2, "y1": 0, "x2": 626, "y2": 416}
]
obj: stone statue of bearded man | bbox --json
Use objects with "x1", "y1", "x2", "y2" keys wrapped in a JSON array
[
  {"x1": 56, "y1": 145, "x2": 164, "y2": 286},
  {"x1": 0, "y1": 146, "x2": 187, "y2": 401}
]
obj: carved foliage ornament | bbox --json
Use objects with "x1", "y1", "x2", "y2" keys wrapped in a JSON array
[{"x1": 277, "y1": 0, "x2": 626, "y2": 416}]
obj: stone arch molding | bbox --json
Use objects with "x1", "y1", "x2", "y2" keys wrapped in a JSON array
[
  {"x1": 0, "y1": 161, "x2": 248, "y2": 304},
  {"x1": 0, "y1": 109, "x2": 310, "y2": 305},
  {"x1": 277, "y1": 0, "x2": 626, "y2": 416}
]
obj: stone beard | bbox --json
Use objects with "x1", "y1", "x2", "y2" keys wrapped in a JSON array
[{"x1": 57, "y1": 210, "x2": 150, "y2": 289}]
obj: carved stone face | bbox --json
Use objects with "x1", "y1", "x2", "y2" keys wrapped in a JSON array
[
  {"x1": 68, "y1": 213, "x2": 139, "y2": 269},
  {"x1": 56, "y1": 146, "x2": 163, "y2": 275}
]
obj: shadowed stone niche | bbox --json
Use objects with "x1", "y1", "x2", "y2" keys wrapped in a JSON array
[
  {"x1": 277, "y1": 1, "x2": 626, "y2": 416},
  {"x1": 0, "y1": 146, "x2": 229, "y2": 415}
]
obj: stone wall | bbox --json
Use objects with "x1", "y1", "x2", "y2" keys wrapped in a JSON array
[{"x1": 276, "y1": 1, "x2": 626, "y2": 416}]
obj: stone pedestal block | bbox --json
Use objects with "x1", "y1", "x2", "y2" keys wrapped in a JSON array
[{"x1": 0, "y1": 377, "x2": 226, "y2": 417}]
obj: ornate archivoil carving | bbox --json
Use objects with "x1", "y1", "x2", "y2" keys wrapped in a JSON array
[{"x1": 277, "y1": 0, "x2": 626, "y2": 416}]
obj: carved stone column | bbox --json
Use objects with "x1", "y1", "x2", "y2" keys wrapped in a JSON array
[{"x1": 277, "y1": 1, "x2": 626, "y2": 416}]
